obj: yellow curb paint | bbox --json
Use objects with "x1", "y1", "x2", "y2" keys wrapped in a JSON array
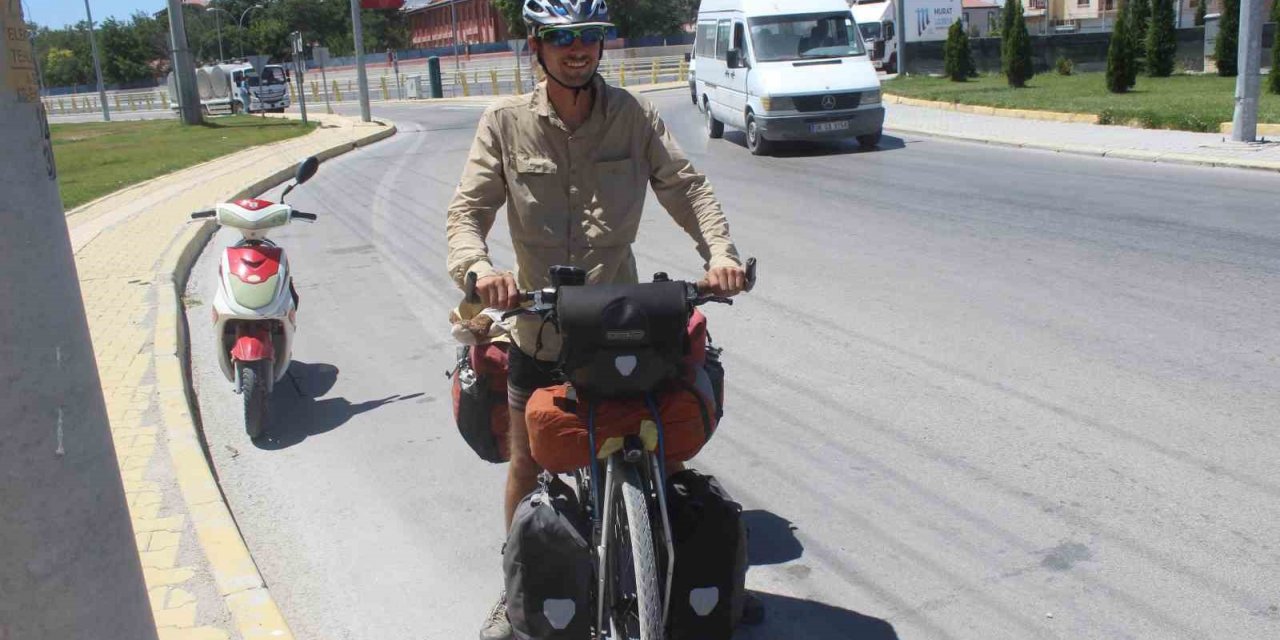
[
  {"x1": 140, "y1": 544, "x2": 183, "y2": 570},
  {"x1": 158, "y1": 626, "x2": 232, "y2": 640},
  {"x1": 224, "y1": 589, "x2": 293, "y2": 640},
  {"x1": 153, "y1": 602, "x2": 199, "y2": 629},
  {"x1": 1219, "y1": 122, "x2": 1280, "y2": 135},
  {"x1": 143, "y1": 567, "x2": 197, "y2": 587}
]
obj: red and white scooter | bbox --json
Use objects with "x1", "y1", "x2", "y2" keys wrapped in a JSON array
[{"x1": 190, "y1": 156, "x2": 320, "y2": 439}]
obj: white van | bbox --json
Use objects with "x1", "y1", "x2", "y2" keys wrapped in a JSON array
[{"x1": 693, "y1": 0, "x2": 885, "y2": 155}]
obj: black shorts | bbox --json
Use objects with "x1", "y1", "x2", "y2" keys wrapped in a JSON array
[{"x1": 507, "y1": 347, "x2": 560, "y2": 412}]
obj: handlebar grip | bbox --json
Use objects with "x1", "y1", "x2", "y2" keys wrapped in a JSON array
[
  {"x1": 464, "y1": 271, "x2": 481, "y2": 304},
  {"x1": 291, "y1": 211, "x2": 318, "y2": 221},
  {"x1": 190, "y1": 209, "x2": 216, "y2": 219},
  {"x1": 745, "y1": 257, "x2": 758, "y2": 292}
]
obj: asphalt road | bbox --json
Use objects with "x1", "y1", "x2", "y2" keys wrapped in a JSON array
[{"x1": 186, "y1": 90, "x2": 1280, "y2": 640}]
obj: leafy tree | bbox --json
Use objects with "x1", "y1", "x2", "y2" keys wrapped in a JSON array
[
  {"x1": 1194, "y1": 0, "x2": 1206, "y2": 26},
  {"x1": 1002, "y1": 0, "x2": 1034, "y2": 87},
  {"x1": 491, "y1": 0, "x2": 527, "y2": 39},
  {"x1": 98, "y1": 17, "x2": 155, "y2": 84},
  {"x1": 1107, "y1": 1, "x2": 1137, "y2": 92},
  {"x1": 944, "y1": 19, "x2": 975, "y2": 81},
  {"x1": 1215, "y1": 0, "x2": 1239, "y2": 76},
  {"x1": 43, "y1": 47, "x2": 90, "y2": 88},
  {"x1": 1146, "y1": 0, "x2": 1177, "y2": 76}
]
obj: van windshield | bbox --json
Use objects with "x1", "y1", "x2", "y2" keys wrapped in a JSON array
[
  {"x1": 858, "y1": 21, "x2": 881, "y2": 42},
  {"x1": 749, "y1": 12, "x2": 866, "y2": 62}
]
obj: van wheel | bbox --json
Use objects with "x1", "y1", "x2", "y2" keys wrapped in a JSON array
[
  {"x1": 746, "y1": 114, "x2": 771, "y2": 156},
  {"x1": 704, "y1": 98, "x2": 724, "y2": 139},
  {"x1": 858, "y1": 131, "x2": 883, "y2": 149}
]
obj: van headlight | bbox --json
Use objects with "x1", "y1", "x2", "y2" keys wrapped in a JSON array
[
  {"x1": 862, "y1": 90, "x2": 882, "y2": 105},
  {"x1": 760, "y1": 96, "x2": 794, "y2": 112}
]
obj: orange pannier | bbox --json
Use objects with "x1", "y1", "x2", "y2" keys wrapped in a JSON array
[{"x1": 526, "y1": 383, "x2": 717, "y2": 474}]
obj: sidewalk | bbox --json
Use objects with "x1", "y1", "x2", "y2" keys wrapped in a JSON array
[
  {"x1": 884, "y1": 97, "x2": 1280, "y2": 172},
  {"x1": 67, "y1": 112, "x2": 394, "y2": 640}
]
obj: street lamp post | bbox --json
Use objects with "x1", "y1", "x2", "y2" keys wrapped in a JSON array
[
  {"x1": 82, "y1": 0, "x2": 111, "y2": 121},
  {"x1": 239, "y1": 4, "x2": 264, "y2": 61},
  {"x1": 208, "y1": 6, "x2": 231, "y2": 63}
]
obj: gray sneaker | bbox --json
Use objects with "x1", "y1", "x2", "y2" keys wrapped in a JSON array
[{"x1": 479, "y1": 591, "x2": 512, "y2": 640}]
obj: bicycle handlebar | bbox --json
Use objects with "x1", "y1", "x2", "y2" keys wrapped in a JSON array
[{"x1": 464, "y1": 258, "x2": 757, "y2": 309}]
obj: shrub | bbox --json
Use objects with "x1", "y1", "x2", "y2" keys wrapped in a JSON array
[
  {"x1": 1107, "y1": 5, "x2": 1137, "y2": 93},
  {"x1": 1056, "y1": 56, "x2": 1074, "y2": 75},
  {"x1": 1216, "y1": 0, "x2": 1239, "y2": 76}
]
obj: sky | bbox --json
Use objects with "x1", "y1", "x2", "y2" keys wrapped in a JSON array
[{"x1": 23, "y1": 1, "x2": 168, "y2": 29}]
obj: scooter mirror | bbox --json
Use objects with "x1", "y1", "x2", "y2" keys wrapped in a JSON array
[{"x1": 295, "y1": 156, "x2": 320, "y2": 185}]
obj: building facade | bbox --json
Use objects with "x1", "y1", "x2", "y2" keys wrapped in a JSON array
[{"x1": 403, "y1": 0, "x2": 512, "y2": 49}]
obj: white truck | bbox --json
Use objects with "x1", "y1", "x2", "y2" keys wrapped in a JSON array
[
  {"x1": 850, "y1": 0, "x2": 960, "y2": 74},
  {"x1": 168, "y1": 62, "x2": 291, "y2": 116}
]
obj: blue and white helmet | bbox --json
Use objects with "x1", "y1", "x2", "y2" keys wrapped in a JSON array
[{"x1": 522, "y1": 0, "x2": 612, "y2": 34}]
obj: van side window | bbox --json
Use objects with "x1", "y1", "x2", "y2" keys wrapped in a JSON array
[
  {"x1": 696, "y1": 22, "x2": 716, "y2": 58},
  {"x1": 715, "y1": 20, "x2": 730, "y2": 60}
]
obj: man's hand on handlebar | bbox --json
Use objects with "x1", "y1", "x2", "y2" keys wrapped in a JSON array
[
  {"x1": 703, "y1": 265, "x2": 748, "y2": 297},
  {"x1": 475, "y1": 273, "x2": 521, "y2": 310}
]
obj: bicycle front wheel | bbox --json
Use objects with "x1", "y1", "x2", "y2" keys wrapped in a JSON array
[{"x1": 615, "y1": 464, "x2": 664, "y2": 640}]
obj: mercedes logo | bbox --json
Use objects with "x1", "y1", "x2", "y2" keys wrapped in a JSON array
[{"x1": 821, "y1": 95, "x2": 837, "y2": 110}]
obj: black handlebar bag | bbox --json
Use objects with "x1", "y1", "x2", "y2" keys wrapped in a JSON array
[{"x1": 555, "y1": 281, "x2": 689, "y2": 397}]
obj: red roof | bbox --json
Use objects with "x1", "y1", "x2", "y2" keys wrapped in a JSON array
[{"x1": 962, "y1": 0, "x2": 1000, "y2": 7}]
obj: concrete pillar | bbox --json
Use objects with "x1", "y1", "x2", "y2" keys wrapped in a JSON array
[{"x1": 0, "y1": 5, "x2": 158, "y2": 640}]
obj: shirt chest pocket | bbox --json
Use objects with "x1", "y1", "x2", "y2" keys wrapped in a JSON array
[
  {"x1": 509, "y1": 155, "x2": 566, "y2": 242},
  {"x1": 590, "y1": 158, "x2": 642, "y2": 244}
]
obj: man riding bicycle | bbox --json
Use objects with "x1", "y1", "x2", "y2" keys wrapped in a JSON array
[{"x1": 444, "y1": 1, "x2": 747, "y2": 638}]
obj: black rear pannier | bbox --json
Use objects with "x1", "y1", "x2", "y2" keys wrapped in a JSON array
[
  {"x1": 555, "y1": 281, "x2": 689, "y2": 397},
  {"x1": 666, "y1": 470, "x2": 749, "y2": 640},
  {"x1": 504, "y1": 475, "x2": 593, "y2": 640}
]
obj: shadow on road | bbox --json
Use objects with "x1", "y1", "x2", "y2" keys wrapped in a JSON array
[
  {"x1": 724, "y1": 131, "x2": 908, "y2": 157},
  {"x1": 737, "y1": 592, "x2": 899, "y2": 640},
  {"x1": 743, "y1": 510, "x2": 805, "y2": 566},
  {"x1": 254, "y1": 361, "x2": 424, "y2": 450}
]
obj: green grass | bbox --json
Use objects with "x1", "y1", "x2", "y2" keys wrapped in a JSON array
[
  {"x1": 52, "y1": 115, "x2": 315, "y2": 210},
  {"x1": 884, "y1": 72, "x2": 1280, "y2": 133}
]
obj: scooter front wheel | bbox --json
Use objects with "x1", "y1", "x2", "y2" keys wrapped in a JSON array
[{"x1": 239, "y1": 361, "x2": 270, "y2": 440}]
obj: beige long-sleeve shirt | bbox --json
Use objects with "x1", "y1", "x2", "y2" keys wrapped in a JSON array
[{"x1": 446, "y1": 77, "x2": 740, "y2": 359}]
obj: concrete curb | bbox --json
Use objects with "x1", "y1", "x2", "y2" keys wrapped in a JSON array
[
  {"x1": 884, "y1": 93, "x2": 1100, "y2": 124},
  {"x1": 150, "y1": 116, "x2": 397, "y2": 640},
  {"x1": 888, "y1": 124, "x2": 1280, "y2": 173}
]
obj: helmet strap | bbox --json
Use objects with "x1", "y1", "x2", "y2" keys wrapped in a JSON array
[{"x1": 535, "y1": 42, "x2": 605, "y2": 104}]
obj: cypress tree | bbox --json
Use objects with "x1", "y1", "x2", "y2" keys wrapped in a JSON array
[
  {"x1": 1129, "y1": 0, "x2": 1151, "y2": 48},
  {"x1": 1001, "y1": 0, "x2": 1016, "y2": 40},
  {"x1": 1194, "y1": 0, "x2": 1206, "y2": 26},
  {"x1": 1003, "y1": 0, "x2": 1035, "y2": 87},
  {"x1": 945, "y1": 19, "x2": 976, "y2": 81},
  {"x1": 1215, "y1": 0, "x2": 1239, "y2": 76},
  {"x1": 1107, "y1": 5, "x2": 1136, "y2": 92},
  {"x1": 1146, "y1": 0, "x2": 1177, "y2": 76}
]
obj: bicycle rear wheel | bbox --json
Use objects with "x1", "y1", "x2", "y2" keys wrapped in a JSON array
[{"x1": 611, "y1": 463, "x2": 664, "y2": 640}]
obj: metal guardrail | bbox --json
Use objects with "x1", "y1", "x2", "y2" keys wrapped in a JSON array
[{"x1": 42, "y1": 55, "x2": 689, "y2": 114}]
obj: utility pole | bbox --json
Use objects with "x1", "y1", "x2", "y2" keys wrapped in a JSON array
[
  {"x1": 82, "y1": 0, "x2": 111, "y2": 122},
  {"x1": 350, "y1": 0, "x2": 372, "y2": 122},
  {"x1": 166, "y1": 0, "x2": 202, "y2": 124},
  {"x1": 1231, "y1": 0, "x2": 1265, "y2": 142},
  {"x1": 292, "y1": 31, "x2": 308, "y2": 125},
  {"x1": 1, "y1": 5, "x2": 158, "y2": 640}
]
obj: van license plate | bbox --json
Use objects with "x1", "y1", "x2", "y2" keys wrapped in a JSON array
[{"x1": 810, "y1": 121, "x2": 850, "y2": 133}]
